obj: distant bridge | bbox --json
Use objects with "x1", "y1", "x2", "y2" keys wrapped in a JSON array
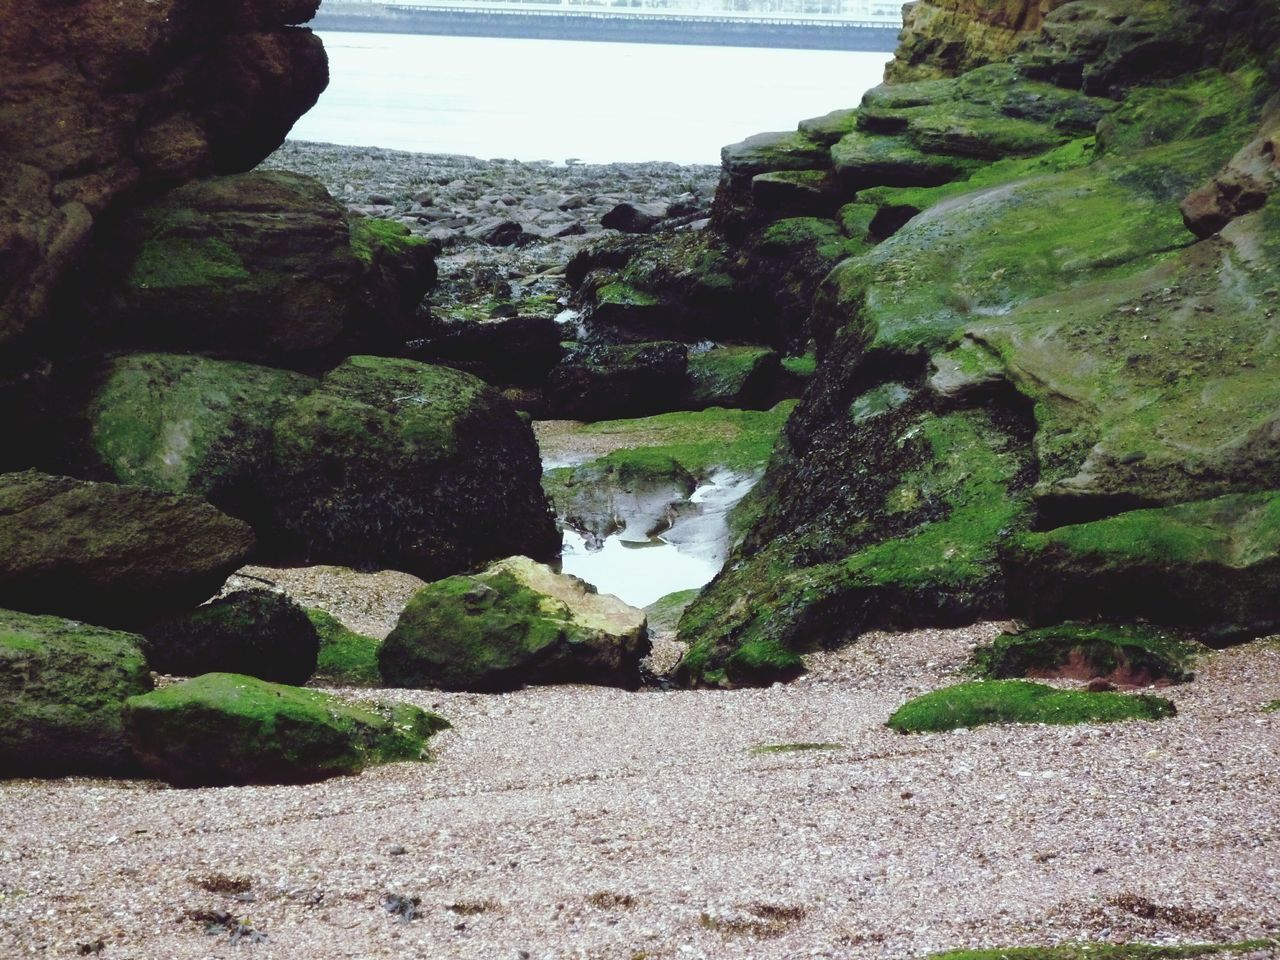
[{"x1": 310, "y1": 1, "x2": 904, "y2": 51}]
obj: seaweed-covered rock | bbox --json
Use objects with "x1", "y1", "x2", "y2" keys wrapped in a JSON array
[
  {"x1": 545, "y1": 342, "x2": 689, "y2": 421},
  {"x1": 0, "y1": 471, "x2": 255, "y2": 626},
  {"x1": 0, "y1": 609, "x2": 153, "y2": 776},
  {"x1": 308, "y1": 608, "x2": 381, "y2": 686},
  {"x1": 684, "y1": 346, "x2": 780, "y2": 410},
  {"x1": 1003, "y1": 492, "x2": 1280, "y2": 641},
  {"x1": 380, "y1": 556, "x2": 650, "y2": 692},
  {"x1": 142, "y1": 589, "x2": 319, "y2": 685},
  {"x1": 268, "y1": 356, "x2": 557, "y2": 579},
  {"x1": 90, "y1": 172, "x2": 435, "y2": 365},
  {"x1": 83, "y1": 352, "x2": 317, "y2": 521},
  {"x1": 123, "y1": 673, "x2": 450, "y2": 786},
  {"x1": 970, "y1": 623, "x2": 1199, "y2": 685},
  {"x1": 887, "y1": 679, "x2": 1176, "y2": 733}
]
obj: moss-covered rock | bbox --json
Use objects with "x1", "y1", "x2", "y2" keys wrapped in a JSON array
[
  {"x1": 380, "y1": 556, "x2": 650, "y2": 691},
  {"x1": 887, "y1": 679, "x2": 1176, "y2": 733},
  {"x1": 123, "y1": 673, "x2": 449, "y2": 786},
  {"x1": 308, "y1": 608, "x2": 382, "y2": 687},
  {"x1": 84, "y1": 352, "x2": 317, "y2": 521},
  {"x1": 544, "y1": 454, "x2": 696, "y2": 549},
  {"x1": 964, "y1": 194, "x2": 1280, "y2": 521},
  {"x1": 95, "y1": 172, "x2": 436, "y2": 366},
  {"x1": 970, "y1": 623, "x2": 1200, "y2": 684},
  {"x1": 142, "y1": 589, "x2": 319, "y2": 685},
  {"x1": 684, "y1": 346, "x2": 780, "y2": 410},
  {"x1": 1004, "y1": 492, "x2": 1280, "y2": 641},
  {"x1": 545, "y1": 341, "x2": 688, "y2": 421},
  {"x1": 268, "y1": 356, "x2": 557, "y2": 579},
  {"x1": 0, "y1": 471, "x2": 255, "y2": 626},
  {"x1": 0, "y1": 609, "x2": 153, "y2": 776},
  {"x1": 676, "y1": 403, "x2": 1034, "y2": 687}
]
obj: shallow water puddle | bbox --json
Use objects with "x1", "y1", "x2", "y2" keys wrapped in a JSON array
[{"x1": 556, "y1": 470, "x2": 756, "y2": 608}]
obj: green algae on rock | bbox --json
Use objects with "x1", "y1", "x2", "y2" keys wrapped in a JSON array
[
  {"x1": 0, "y1": 471, "x2": 255, "y2": 627},
  {"x1": 84, "y1": 352, "x2": 317, "y2": 519},
  {"x1": 95, "y1": 172, "x2": 435, "y2": 366},
  {"x1": 269, "y1": 356, "x2": 558, "y2": 579},
  {"x1": 970, "y1": 623, "x2": 1201, "y2": 684},
  {"x1": 142, "y1": 589, "x2": 319, "y2": 686},
  {"x1": 0, "y1": 609, "x2": 153, "y2": 776},
  {"x1": 123, "y1": 673, "x2": 449, "y2": 787},
  {"x1": 887, "y1": 679, "x2": 1175, "y2": 733},
  {"x1": 308, "y1": 608, "x2": 382, "y2": 687},
  {"x1": 1004, "y1": 492, "x2": 1280, "y2": 641},
  {"x1": 380, "y1": 556, "x2": 649, "y2": 692},
  {"x1": 684, "y1": 346, "x2": 781, "y2": 410}
]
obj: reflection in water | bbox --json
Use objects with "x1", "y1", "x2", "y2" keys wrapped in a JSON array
[
  {"x1": 560, "y1": 529, "x2": 719, "y2": 609},
  {"x1": 557, "y1": 470, "x2": 756, "y2": 608}
]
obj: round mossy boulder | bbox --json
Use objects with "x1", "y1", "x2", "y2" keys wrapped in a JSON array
[
  {"x1": 84, "y1": 353, "x2": 317, "y2": 522},
  {"x1": 0, "y1": 609, "x2": 153, "y2": 776},
  {"x1": 141, "y1": 589, "x2": 319, "y2": 685},
  {"x1": 267, "y1": 356, "x2": 558, "y2": 579},
  {"x1": 0, "y1": 471, "x2": 255, "y2": 627},
  {"x1": 123, "y1": 673, "x2": 450, "y2": 787},
  {"x1": 887, "y1": 680, "x2": 1176, "y2": 734},
  {"x1": 380, "y1": 556, "x2": 651, "y2": 692}
]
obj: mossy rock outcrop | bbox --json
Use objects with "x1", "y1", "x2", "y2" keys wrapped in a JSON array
[
  {"x1": 970, "y1": 623, "x2": 1200, "y2": 685},
  {"x1": 380, "y1": 556, "x2": 650, "y2": 692},
  {"x1": 684, "y1": 346, "x2": 781, "y2": 410},
  {"x1": 545, "y1": 342, "x2": 688, "y2": 421},
  {"x1": 0, "y1": 471, "x2": 255, "y2": 626},
  {"x1": 269, "y1": 356, "x2": 558, "y2": 579},
  {"x1": 887, "y1": 679, "x2": 1176, "y2": 733},
  {"x1": 1004, "y1": 492, "x2": 1280, "y2": 641},
  {"x1": 92, "y1": 172, "x2": 435, "y2": 366},
  {"x1": 83, "y1": 352, "x2": 317, "y2": 522},
  {"x1": 308, "y1": 608, "x2": 381, "y2": 687},
  {"x1": 142, "y1": 589, "x2": 319, "y2": 685},
  {"x1": 0, "y1": 609, "x2": 153, "y2": 776},
  {"x1": 123, "y1": 673, "x2": 450, "y2": 786}
]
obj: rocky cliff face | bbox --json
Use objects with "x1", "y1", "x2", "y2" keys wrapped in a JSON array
[
  {"x1": 0, "y1": 0, "x2": 329, "y2": 351},
  {"x1": 567, "y1": 0, "x2": 1280, "y2": 685}
]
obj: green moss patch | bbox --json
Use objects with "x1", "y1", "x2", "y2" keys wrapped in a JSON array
[
  {"x1": 129, "y1": 235, "x2": 250, "y2": 290},
  {"x1": 123, "y1": 673, "x2": 449, "y2": 786},
  {"x1": 644, "y1": 589, "x2": 701, "y2": 636},
  {"x1": 970, "y1": 623, "x2": 1200, "y2": 684},
  {"x1": 887, "y1": 680, "x2": 1176, "y2": 734},
  {"x1": 308, "y1": 609, "x2": 382, "y2": 686},
  {"x1": 348, "y1": 217, "x2": 432, "y2": 264}
]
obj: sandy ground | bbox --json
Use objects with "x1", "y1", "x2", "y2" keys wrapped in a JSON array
[{"x1": 3, "y1": 623, "x2": 1278, "y2": 960}]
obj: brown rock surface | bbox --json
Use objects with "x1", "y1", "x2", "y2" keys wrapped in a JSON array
[
  {"x1": 1182, "y1": 96, "x2": 1280, "y2": 237},
  {"x1": 0, "y1": 0, "x2": 328, "y2": 349},
  {"x1": 887, "y1": 0, "x2": 1071, "y2": 82}
]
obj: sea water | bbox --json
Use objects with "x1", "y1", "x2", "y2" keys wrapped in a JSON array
[{"x1": 292, "y1": 31, "x2": 891, "y2": 164}]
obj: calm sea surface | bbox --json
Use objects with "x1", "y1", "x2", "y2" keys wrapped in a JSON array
[{"x1": 292, "y1": 31, "x2": 891, "y2": 164}]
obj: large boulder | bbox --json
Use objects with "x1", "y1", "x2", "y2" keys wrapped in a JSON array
[
  {"x1": 87, "y1": 173, "x2": 436, "y2": 365},
  {"x1": 0, "y1": 0, "x2": 329, "y2": 349},
  {"x1": 380, "y1": 556, "x2": 650, "y2": 692},
  {"x1": 1003, "y1": 491, "x2": 1280, "y2": 642},
  {"x1": 404, "y1": 313, "x2": 563, "y2": 386},
  {"x1": 0, "y1": 471, "x2": 255, "y2": 626},
  {"x1": 83, "y1": 352, "x2": 317, "y2": 523},
  {"x1": 142, "y1": 589, "x2": 319, "y2": 684},
  {"x1": 123, "y1": 673, "x2": 450, "y2": 786},
  {"x1": 0, "y1": 609, "x2": 153, "y2": 776},
  {"x1": 268, "y1": 356, "x2": 558, "y2": 579}
]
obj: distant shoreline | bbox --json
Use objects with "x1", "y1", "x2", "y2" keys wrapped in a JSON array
[{"x1": 309, "y1": 7, "x2": 902, "y2": 51}]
